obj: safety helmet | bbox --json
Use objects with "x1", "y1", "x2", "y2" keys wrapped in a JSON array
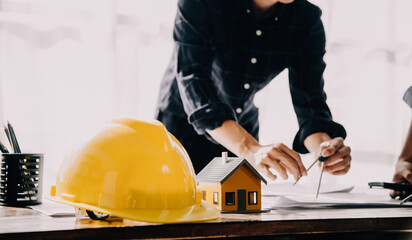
[{"x1": 47, "y1": 118, "x2": 220, "y2": 223}]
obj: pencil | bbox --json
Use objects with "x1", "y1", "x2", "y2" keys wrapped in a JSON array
[
  {"x1": 401, "y1": 193, "x2": 412, "y2": 205},
  {"x1": 0, "y1": 140, "x2": 9, "y2": 153},
  {"x1": 4, "y1": 125, "x2": 13, "y2": 152},
  {"x1": 7, "y1": 121, "x2": 21, "y2": 153}
]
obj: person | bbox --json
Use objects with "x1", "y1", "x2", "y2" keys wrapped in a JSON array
[
  {"x1": 391, "y1": 86, "x2": 412, "y2": 199},
  {"x1": 155, "y1": 0, "x2": 352, "y2": 181}
]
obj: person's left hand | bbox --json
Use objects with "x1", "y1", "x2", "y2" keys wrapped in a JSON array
[{"x1": 318, "y1": 137, "x2": 352, "y2": 175}]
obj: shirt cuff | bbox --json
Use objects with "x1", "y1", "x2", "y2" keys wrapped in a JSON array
[
  {"x1": 293, "y1": 119, "x2": 347, "y2": 154},
  {"x1": 403, "y1": 86, "x2": 412, "y2": 109},
  {"x1": 188, "y1": 102, "x2": 237, "y2": 143}
]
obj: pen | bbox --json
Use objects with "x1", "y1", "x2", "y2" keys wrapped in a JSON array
[{"x1": 400, "y1": 193, "x2": 412, "y2": 205}]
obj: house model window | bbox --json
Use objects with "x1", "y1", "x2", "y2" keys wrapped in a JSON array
[
  {"x1": 213, "y1": 192, "x2": 218, "y2": 205},
  {"x1": 225, "y1": 192, "x2": 235, "y2": 206},
  {"x1": 248, "y1": 191, "x2": 258, "y2": 205}
]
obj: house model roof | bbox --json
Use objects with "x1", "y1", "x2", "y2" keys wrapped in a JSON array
[{"x1": 196, "y1": 156, "x2": 267, "y2": 185}]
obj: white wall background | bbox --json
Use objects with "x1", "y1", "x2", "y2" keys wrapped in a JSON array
[{"x1": 0, "y1": 0, "x2": 411, "y2": 193}]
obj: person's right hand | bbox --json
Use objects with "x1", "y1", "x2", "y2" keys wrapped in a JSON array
[
  {"x1": 390, "y1": 158, "x2": 412, "y2": 199},
  {"x1": 251, "y1": 143, "x2": 307, "y2": 181},
  {"x1": 205, "y1": 120, "x2": 307, "y2": 181}
]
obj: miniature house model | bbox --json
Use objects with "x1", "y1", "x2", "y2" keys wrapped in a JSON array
[{"x1": 196, "y1": 152, "x2": 267, "y2": 212}]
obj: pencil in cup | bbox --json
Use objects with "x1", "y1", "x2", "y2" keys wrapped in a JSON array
[
  {"x1": 0, "y1": 140, "x2": 9, "y2": 153},
  {"x1": 3, "y1": 126, "x2": 13, "y2": 151},
  {"x1": 4, "y1": 122, "x2": 21, "y2": 153}
]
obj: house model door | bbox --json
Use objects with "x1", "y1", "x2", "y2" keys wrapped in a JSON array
[{"x1": 237, "y1": 189, "x2": 246, "y2": 211}]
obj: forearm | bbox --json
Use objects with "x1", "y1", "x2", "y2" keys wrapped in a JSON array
[
  {"x1": 303, "y1": 132, "x2": 332, "y2": 154},
  {"x1": 206, "y1": 120, "x2": 260, "y2": 161},
  {"x1": 399, "y1": 119, "x2": 412, "y2": 162}
]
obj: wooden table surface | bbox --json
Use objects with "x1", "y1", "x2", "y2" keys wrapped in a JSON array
[{"x1": 2, "y1": 203, "x2": 412, "y2": 240}]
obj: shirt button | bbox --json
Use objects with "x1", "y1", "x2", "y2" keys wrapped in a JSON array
[
  {"x1": 246, "y1": 9, "x2": 251, "y2": 14},
  {"x1": 244, "y1": 83, "x2": 250, "y2": 89},
  {"x1": 256, "y1": 30, "x2": 262, "y2": 36},
  {"x1": 251, "y1": 58, "x2": 257, "y2": 64},
  {"x1": 236, "y1": 108, "x2": 243, "y2": 114}
]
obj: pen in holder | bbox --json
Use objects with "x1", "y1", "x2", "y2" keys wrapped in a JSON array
[{"x1": 0, "y1": 153, "x2": 43, "y2": 206}]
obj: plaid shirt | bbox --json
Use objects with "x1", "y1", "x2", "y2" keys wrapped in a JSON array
[{"x1": 156, "y1": 0, "x2": 346, "y2": 153}]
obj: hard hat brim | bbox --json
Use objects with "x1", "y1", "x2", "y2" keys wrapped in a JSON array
[{"x1": 46, "y1": 195, "x2": 221, "y2": 223}]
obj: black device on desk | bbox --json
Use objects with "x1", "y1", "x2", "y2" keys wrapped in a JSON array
[{"x1": 368, "y1": 182, "x2": 412, "y2": 191}]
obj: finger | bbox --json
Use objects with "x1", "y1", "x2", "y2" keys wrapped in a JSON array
[
  {"x1": 319, "y1": 141, "x2": 331, "y2": 156},
  {"x1": 267, "y1": 149, "x2": 301, "y2": 180},
  {"x1": 278, "y1": 144, "x2": 307, "y2": 176},
  {"x1": 324, "y1": 146, "x2": 351, "y2": 167},
  {"x1": 390, "y1": 190, "x2": 400, "y2": 199},
  {"x1": 400, "y1": 190, "x2": 412, "y2": 199},
  {"x1": 401, "y1": 170, "x2": 412, "y2": 183},
  {"x1": 322, "y1": 137, "x2": 344, "y2": 157},
  {"x1": 324, "y1": 158, "x2": 349, "y2": 173},
  {"x1": 267, "y1": 149, "x2": 300, "y2": 179},
  {"x1": 328, "y1": 164, "x2": 350, "y2": 175},
  {"x1": 394, "y1": 190, "x2": 412, "y2": 200},
  {"x1": 261, "y1": 165, "x2": 277, "y2": 180},
  {"x1": 392, "y1": 174, "x2": 405, "y2": 183},
  {"x1": 320, "y1": 141, "x2": 331, "y2": 148},
  {"x1": 261, "y1": 157, "x2": 288, "y2": 180},
  {"x1": 278, "y1": 162, "x2": 298, "y2": 181}
]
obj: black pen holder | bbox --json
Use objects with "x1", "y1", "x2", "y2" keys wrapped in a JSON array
[{"x1": 0, "y1": 153, "x2": 43, "y2": 206}]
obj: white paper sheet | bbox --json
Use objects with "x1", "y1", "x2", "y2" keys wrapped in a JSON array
[
  {"x1": 29, "y1": 199, "x2": 75, "y2": 217},
  {"x1": 262, "y1": 182, "x2": 354, "y2": 196},
  {"x1": 262, "y1": 184, "x2": 405, "y2": 209}
]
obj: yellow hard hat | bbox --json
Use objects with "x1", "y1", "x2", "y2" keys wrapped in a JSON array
[{"x1": 47, "y1": 118, "x2": 220, "y2": 223}]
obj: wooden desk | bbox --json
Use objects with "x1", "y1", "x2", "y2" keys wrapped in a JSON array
[{"x1": 2, "y1": 204, "x2": 412, "y2": 240}]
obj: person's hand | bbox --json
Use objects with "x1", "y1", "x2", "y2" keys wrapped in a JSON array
[
  {"x1": 390, "y1": 158, "x2": 412, "y2": 199},
  {"x1": 205, "y1": 120, "x2": 307, "y2": 181},
  {"x1": 251, "y1": 143, "x2": 307, "y2": 181},
  {"x1": 318, "y1": 137, "x2": 351, "y2": 175}
]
